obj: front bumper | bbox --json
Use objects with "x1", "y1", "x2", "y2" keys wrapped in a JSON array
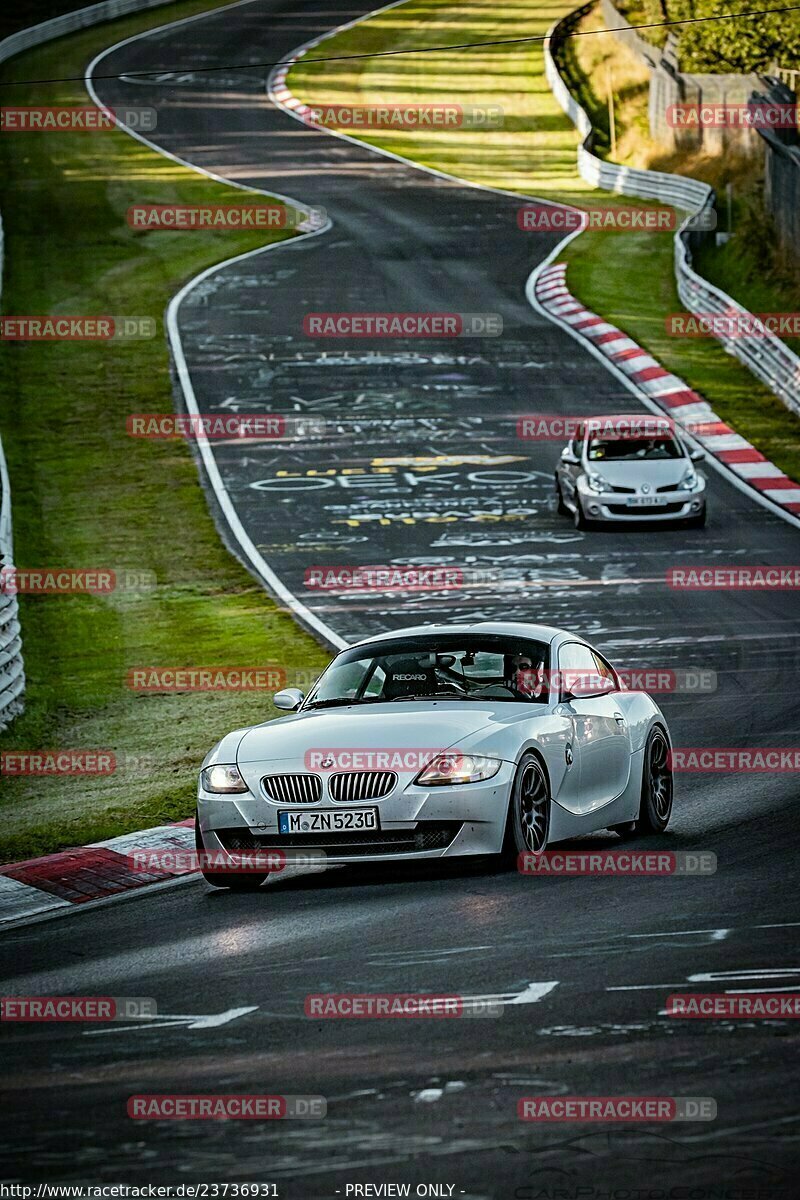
[
  {"x1": 578, "y1": 483, "x2": 705, "y2": 522},
  {"x1": 196, "y1": 759, "x2": 515, "y2": 864}
]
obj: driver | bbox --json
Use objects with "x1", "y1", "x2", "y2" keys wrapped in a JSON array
[{"x1": 508, "y1": 653, "x2": 545, "y2": 700}]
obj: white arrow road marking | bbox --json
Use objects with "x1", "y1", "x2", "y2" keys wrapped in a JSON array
[
  {"x1": 332, "y1": 982, "x2": 558, "y2": 1015},
  {"x1": 688, "y1": 969, "x2": 800, "y2": 982},
  {"x1": 458, "y1": 981, "x2": 559, "y2": 1009},
  {"x1": 610, "y1": 968, "x2": 800, "y2": 991},
  {"x1": 84, "y1": 1006, "x2": 258, "y2": 1035}
]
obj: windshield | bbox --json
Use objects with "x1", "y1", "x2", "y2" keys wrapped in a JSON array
[
  {"x1": 587, "y1": 435, "x2": 683, "y2": 461},
  {"x1": 303, "y1": 634, "x2": 551, "y2": 707}
]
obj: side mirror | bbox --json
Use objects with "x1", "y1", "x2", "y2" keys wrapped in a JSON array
[
  {"x1": 273, "y1": 687, "x2": 304, "y2": 711},
  {"x1": 689, "y1": 449, "x2": 705, "y2": 462},
  {"x1": 561, "y1": 447, "x2": 578, "y2": 464},
  {"x1": 561, "y1": 675, "x2": 616, "y2": 702}
]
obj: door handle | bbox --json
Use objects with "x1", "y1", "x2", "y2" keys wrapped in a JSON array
[{"x1": 614, "y1": 713, "x2": 626, "y2": 726}]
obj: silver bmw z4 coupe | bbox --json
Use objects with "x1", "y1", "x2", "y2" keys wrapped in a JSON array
[{"x1": 195, "y1": 622, "x2": 674, "y2": 889}]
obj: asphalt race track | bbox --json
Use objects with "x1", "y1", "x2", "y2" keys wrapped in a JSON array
[{"x1": 1, "y1": 0, "x2": 799, "y2": 1193}]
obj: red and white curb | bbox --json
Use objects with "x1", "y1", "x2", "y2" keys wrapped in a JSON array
[
  {"x1": 0, "y1": 819, "x2": 196, "y2": 925},
  {"x1": 534, "y1": 262, "x2": 800, "y2": 517},
  {"x1": 271, "y1": 61, "x2": 309, "y2": 115}
]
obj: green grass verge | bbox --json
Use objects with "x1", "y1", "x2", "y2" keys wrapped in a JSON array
[
  {"x1": 0, "y1": 0, "x2": 329, "y2": 863},
  {"x1": 288, "y1": 0, "x2": 800, "y2": 482}
]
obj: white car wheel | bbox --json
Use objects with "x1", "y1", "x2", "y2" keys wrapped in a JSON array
[
  {"x1": 636, "y1": 728, "x2": 673, "y2": 834},
  {"x1": 505, "y1": 753, "x2": 550, "y2": 860},
  {"x1": 555, "y1": 475, "x2": 568, "y2": 515}
]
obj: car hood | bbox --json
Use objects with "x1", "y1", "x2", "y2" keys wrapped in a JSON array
[
  {"x1": 236, "y1": 702, "x2": 519, "y2": 764},
  {"x1": 584, "y1": 459, "x2": 690, "y2": 488}
]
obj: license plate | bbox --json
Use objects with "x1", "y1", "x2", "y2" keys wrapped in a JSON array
[
  {"x1": 626, "y1": 495, "x2": 665, "y2": 507},
  {"x1": 278, "y1": 807, "x2": 379, "y2": 834}
]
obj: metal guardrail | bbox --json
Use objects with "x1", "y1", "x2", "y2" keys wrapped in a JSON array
[
  {"x1": 0, "y1": 0, "x2": 175, "y2": 65},
  {"x1": 0, "y1": 214, "x2": 25, "y2": 731},
  {"x1": 0, "y1": 431, "x2": 24, "y2": 732},
  {"x1": 545, "y1": 5, "x2": 800, "y2": 417},
  {"x1": 0, "y1": 220, "x2": 24, "y2": 729}
]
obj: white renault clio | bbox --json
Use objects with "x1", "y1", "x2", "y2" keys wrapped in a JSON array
[{"x1": 555, "y1": 415, "x2": 707, "y2": 529}]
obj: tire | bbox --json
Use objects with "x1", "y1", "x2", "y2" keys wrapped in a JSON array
[
  {"x1": 634, "y1": 727, "x2": 673, "y2": 834},
  {"x1": 573, "y1": 496, "x2": 591, "y2": 530},
  {"x1": 555, "y1": 475, "x2": 568, "y2": 515},
  {"x1": 686, "y1": 509, "x2": 706, "y2": 529},
  {"x1": 503, "y1": 752, "x2": 551, "y2": 864},
  {"x1": 195, "y1": 815, "x2": 268, "y2": 890}
]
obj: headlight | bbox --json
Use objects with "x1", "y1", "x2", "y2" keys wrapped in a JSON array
[
  {"x1": 200, "y1": 763, "x2": 248, "y2": 794},
  {"x1": 415, "y1": 753, "x2": 502, "y2": 786},
  {"x1": 586, "y1": 473, "x2": 610, "y2": 493},
  {"x1": 678, "y1": 469, "x2": 698, "y2": 490}
]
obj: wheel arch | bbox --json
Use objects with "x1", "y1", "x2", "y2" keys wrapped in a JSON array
[{"x1": 506, "y1": 744, "x2": 553, "y2": 823}]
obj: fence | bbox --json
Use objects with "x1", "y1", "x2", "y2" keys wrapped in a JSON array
[
  {"x1": 545, "y1": 3, "x2": 800, "y2": 417},
  {"x1": 752, "y1": 81, "x2": 800, "y2": 268},
  {"x1": 760, "y1": 130, "x2": 800, "y2": 267},
  {"x1": 600, "y1": 0, "x2": 762, "y2": 155}
]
